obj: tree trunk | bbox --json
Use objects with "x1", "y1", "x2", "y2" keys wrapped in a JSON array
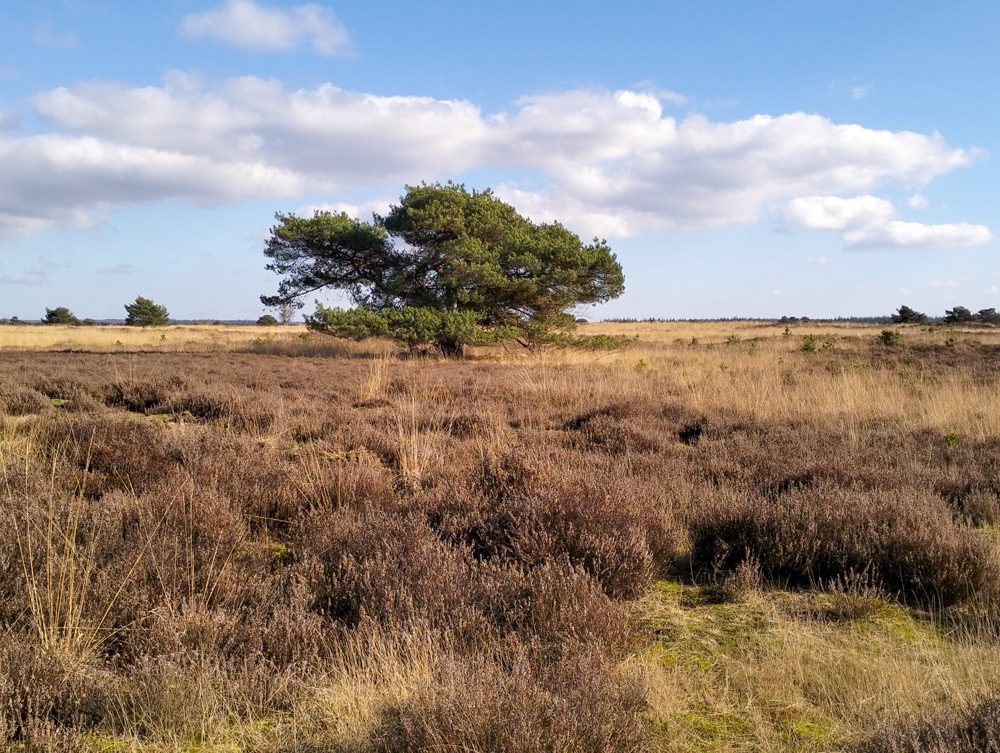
[{"x1": 437, "y1": 337, "x2": 465, "y2": 359}]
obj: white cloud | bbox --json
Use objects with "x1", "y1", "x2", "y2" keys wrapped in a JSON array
[
  {"x1": 0, "y1": 213, "x2": 53, "y2": 238},
  {"x1": 805, "y1": 256, "x2": 828, "y2": 265},
  {"x1": 97, "y1": 263, "x2": 132, "y2": 275},
  {"x1": 490, "y1": 100, "x2": 975, "y2": 236},
  {"x1": 1, "y1": 270, "x2": 45, "y2": 284},
  {"x1": 772, "y1": 289, "x2": 784, "y2": 296},
  {"x1": 780, "y1": 195, "x2": 994, "y2": 249},
  {"x1": 34, "y1": 21, "x2": 79, "y2": 50},
  {"x1": 0, "y1": 112, "x2": 18, "y2": 132},
  {"x1": 0, "y1": 77, "x2": 989, "y2": 240},
  {"x1": 930, "y1": 279, "x2": 962, "y2": 288},
  {"x1": 908, "y1": 193, "x2": 929, "y2": 209},
  {"x1": 180, "y1": 0, "x2": 352, "y2": 55},
  {"x1": 295, "y1": 198, "x2": 393, "y2": 221},
  {"x1": 32, "y1": 77, "x2": 487, "y2": 183},
  {"x1": 984, "y1": 285, "x2": 999, "y2": 294},
  {"x1": 0, "y1": 132, "x2": 307, "y2": 235},
  {"x1": 782, "y1": 195, "x2": 895, "y2": 231},
  {"x1": 851, "y1": 85, "x2": 872, "y2": 100},
  {"x1": 849, "y1": 220, "x2": 993, "y2": 248}
]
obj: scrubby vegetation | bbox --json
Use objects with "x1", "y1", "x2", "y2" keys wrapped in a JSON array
[{"x1": 0, "y1": 321, "x2": 998, "y2": 751}]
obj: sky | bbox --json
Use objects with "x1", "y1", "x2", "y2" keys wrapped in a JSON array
[{"x1": 0, "y1": 0, "x2": 998, "y2": 322}]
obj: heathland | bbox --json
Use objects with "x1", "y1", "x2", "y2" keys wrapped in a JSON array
[{"x1": 1, "y1": 320, "x2": 999, "y2": 752}]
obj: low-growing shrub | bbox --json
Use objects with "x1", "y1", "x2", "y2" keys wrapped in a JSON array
[
  {"x1": 372, "y1": 644, "x2": 648, "y2": 753},
  {"x1": 0, "y1": 636, "x2": 111, "y2": 746},
  {"x1": 856, "y1": 696, "x2": 1000, "y2": 753},
  {"x1": 689, "y1": 485, "x2": 996, "y2": 607},
  {"x1": 432, "y1": 460, "x2": 677, "y2": 599},
  {"x1": 105, "y1": 379, "x2": 177, "y2": 413},
  {"x1": 0, "y1": 384, "x2": 50, "y2": 416},
  {"x1": 44, "y1": 415, "x2": 183, "y2": 497},
  {"x1": 298, "y1": 508, "x2": 484, "y2": 634},
  {"x1": 880, "y1": 329, "x2": 904, "y2": 346}
]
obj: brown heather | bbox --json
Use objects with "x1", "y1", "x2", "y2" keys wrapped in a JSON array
[{"x1": 0, "y1": 321, "x2": 998, "y2": 751}]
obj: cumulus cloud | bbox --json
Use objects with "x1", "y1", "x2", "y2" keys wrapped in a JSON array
[
  {"x1": 490, "y1": 97, "x2": 975, "y2": 236},
  {"x1": 780, "y1": 195, "x2": 993, "y2": 249},
  {"x1": 805, "y1": 256, "x2": 828, "y2": 265},
  {"x1": 0, "y1": 132, "x2": 307, "y2": 235},
  {"x1": 180, "y1": 0, "x2": 352, "y2": 55},
  {"x1": 0, "y1": 77, "x2": 990, "y2": 240},
  {"x1": 908, "y1": 193, "x2": 929, "y2": 209},
  {"x1": 32, "y1": 77, "x2": 486, "y2": 183}
]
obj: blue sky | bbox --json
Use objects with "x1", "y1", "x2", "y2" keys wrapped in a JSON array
[{"x1": 1, "y1": 0, "x2": 997, "y2": 321}]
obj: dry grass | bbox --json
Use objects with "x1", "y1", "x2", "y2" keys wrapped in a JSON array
[
  {"x1": 635, "y1": 583, "x2": 1000, "y2": 752},
  {"x1": 0, "y1": 321, "x2": 998, "y2": 751}
]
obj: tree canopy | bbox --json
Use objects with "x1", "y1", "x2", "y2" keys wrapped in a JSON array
[
  {"x1": 43, "y1": 306, "x2": 80, "y2": 325},
  {"x1": 262, "y1": 183, "x2": 624, "y2": 355},
  {"x1": 976, "y1": 307, "x2": 1000, "y2": 324},
  {"x1": 943, "y1": 306, "x2": 974, "y2": 324},
  {"x1": 891, "y1": 305, "x2": 927, "y2": 324},
  {"x1": 125, "y1": 296, "x2": 169, "y2": 326}
]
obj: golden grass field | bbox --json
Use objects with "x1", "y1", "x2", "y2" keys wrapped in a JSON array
[
  {"x1": 6, "y1": 319, "x2": 999, "y2": 437},
  {"x1": 1, "y1": 320, "x2": 999, "y2": 752}
]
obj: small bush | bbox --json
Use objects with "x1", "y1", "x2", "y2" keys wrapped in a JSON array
[
  {"x1": 298, "y1": 508, "x2": 483, "y2": 634},
  {"x1": 856, "y1": 696, "x2": 1000, "y2": 753},
  {"x1": 0, "y1": 637, "x2": 110, "y2": 746},
  {"x1": 689, "y1": 485, "x2": 996, "y2": 607},
  {"x1": 45, "y1": 415, "x2": 183, "y2": 496},
  {"x1": 433, "y1": 458, "x2": 677, "y2": 599},
  {"x1": 880, "y1": 329, "x2": 903, "y2": 346},
  {"x1": 372, "y1": 645, "x2": 648, "y2": 753},
  {"x1": 105, "y1": 379, "x2": 176, "y2": 413},
  {"x1": 0, "y1": 384, "x2": 50, "y2": 416}
]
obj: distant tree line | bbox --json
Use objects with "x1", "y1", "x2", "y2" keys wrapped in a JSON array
[
  {"x1": 1, "y1": 296, "x2": 300, "y2": 326},
  {"x1": 0, "y1": 297, "x2": 172, "y2": 327},
  {"x1": 892, "y1": 305, "x2": 1000, "y2": 325}
]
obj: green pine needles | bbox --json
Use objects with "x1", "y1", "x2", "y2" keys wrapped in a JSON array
[{"x1": 263, "y1": 183, "x2": 625, "y2": 356}]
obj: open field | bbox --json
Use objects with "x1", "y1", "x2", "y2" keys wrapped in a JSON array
[{"x1": 1, "y1": 322, "x2": 999, "y2": 751}]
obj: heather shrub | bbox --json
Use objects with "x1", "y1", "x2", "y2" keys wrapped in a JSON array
[
  {"x1": 0, "y1": 384, "x2": 50, "y2": 416},
  {"x1": 690, "y1": 485, "x2": 995, "y2": 607},
  {"x1": 0, "y1": 635, "x2": 111, "y2": 746},
  {"x1": 176, "y1": 430, "x2": 304, "y2": 530},
  {"x1": 45, "y1": 415, "x2": 183, "y2": 496},
  {"x1": 297, "y1": 508, "x2": 484, "y2": 634},
  {"x1": 32, "y1": 376, "x2": 98, "y2": 403},
  {"x1": 373, "y1": 643, "x2": 648, "y2": 753},
  {"x1": 169, "y1": 388, "x2": 276, "y2": 433},
  {"x1": 476, "y1": 560, "x2": 628, "y2": 658},
  {"x1": 433, "y1": 458, "x2": 677, "y2": 599},
  {"x1": 105, "y1": 378, "x2": 177, "y2": 413},
  {"x1": 561, "y1": 399, "x2": 697, "y2": 455},
  {"x1": 856, "y1": 696, "x2": 1000, "y2": 753},
  {"x1": 563, "y1": 402, "x2": 664, "y2": 454}
]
